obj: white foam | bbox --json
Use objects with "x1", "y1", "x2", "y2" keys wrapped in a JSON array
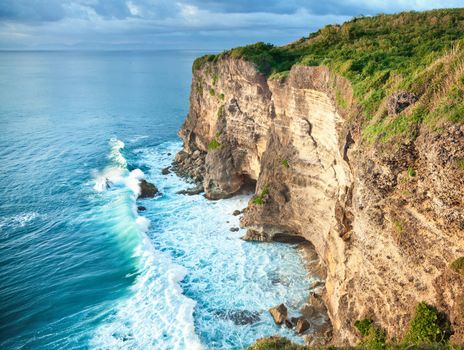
[
  {"x1": 91, "y1": 139, "x2": 204, "y2": 350},
  {"x1": 0, "y1": 212, "x2": 40, "y2": 229}
]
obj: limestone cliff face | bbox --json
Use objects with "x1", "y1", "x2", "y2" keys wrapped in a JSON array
[{"x1": 177, "y1": 56, "x2": 464, "y2": 345}]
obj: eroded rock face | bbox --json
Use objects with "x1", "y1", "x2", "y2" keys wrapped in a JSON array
[{"x1": 176, "y1": 57, "x2": 464, "y2": 345}]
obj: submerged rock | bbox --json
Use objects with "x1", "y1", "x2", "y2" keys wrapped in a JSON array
[
  {"x1": 176, "y1": 184, "x2": 204, "y2": 196},
  {"x1": 232, "y1": 209, "x2": 241, "y2": 216},
  {"x1": 138, "y1": 179, "x2": 158, "y2": 199},
  {"x1": 161, "y1": 166, "x2": 171, "y2": 175},
  {"x1": 230, "y1": 227, "x2": 239, "y2": 232},
  {"x1": 137, "y1": 206, "x2": 146, "y2": 211},
  {"x1": 214, "y1": 309, "x2": 261, "y2": 325},
  {"x1": 269, "y1": 304, "x2": 287, "y2": 325}
]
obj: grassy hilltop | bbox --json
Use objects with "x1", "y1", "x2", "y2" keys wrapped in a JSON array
[{"x1": 194, "y1": 9, "x2": 464, "y2": 143}]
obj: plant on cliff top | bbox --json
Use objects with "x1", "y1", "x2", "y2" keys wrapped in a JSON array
[
  {"x1": 194, "y1": 9, "x2": 464, "y2": 143},
  {"x1": 354, "y1": 319, "x2": 387, "y2": 350},
  {"x1": 402, "y1": 302, "x2": 451, "y2": 345},
  {"x1": 246, "y1": 337, "x2": 306, "y2": 350},
  {"x1": 208, "y1": 138, "x2": 221, "y2": 151},
  {"x1": 450, "y1": 257, "x2": 464, "y2": 276}
]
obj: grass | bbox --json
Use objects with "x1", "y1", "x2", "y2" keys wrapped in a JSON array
[
  {"x1": 281, "y1": 159, "x2": 290, "y2": 168},
  {"x1": 450, "y1": 257, "x2": 464, "y2": 276},
  {"x1": 218, "y1": 93, "x2": 225, "y2": 101},
  {"x1": 209, "y1": 88, "x2": 215, "y2": 96},
  {"x1": 193, "y1": 9, "x2": 464, "y2": 143}
]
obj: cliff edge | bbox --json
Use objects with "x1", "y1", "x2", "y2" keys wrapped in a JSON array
[{"x1": 176, "y1": 9, "x2": 464, "y2": 346}]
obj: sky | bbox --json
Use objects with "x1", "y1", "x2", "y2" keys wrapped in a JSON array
[{"x1": 0, "y1": 0, "x2": 463, "y2": 50}]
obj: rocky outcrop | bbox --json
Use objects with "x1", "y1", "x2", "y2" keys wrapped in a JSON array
[
  {"x1": 176, "y1": 56, "x2": 464, "y2": 345},
  {"x1": 138, "y1": 179, "x2": 158, "y2": 199}
]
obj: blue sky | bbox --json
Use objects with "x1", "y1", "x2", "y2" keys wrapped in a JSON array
[{"x1": 0, "y1": 0, "x2": 462, "y2": 50}]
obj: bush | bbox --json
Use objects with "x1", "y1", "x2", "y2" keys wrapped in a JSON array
[
  {"x1": 209, "y1": 88, "x2": 215, "y2": 96},
  {"x1": 450, "y1": 257, "x2": 464, "y2": 276},
  {"x1": 402, "y1": 302, "x2": 451, "y2": 345},
  {"x1": 208, "y1": 138, "x2": 221, "y2": 151},
  {"x1": 355, "y1": 319, "x2": 374, "y2": 337},
  {"x1": 246, "y1": 336, "x2": 306, "y2": 350},
  {"x1": 252, "y1": 185, "x2": 269, "y2": 205},
  {"x1": 407, "y1": 166, "x2": 417, "y2": 177},
  {"x1": 281, "y1": 159, "x2": 289, "y2": 168}
]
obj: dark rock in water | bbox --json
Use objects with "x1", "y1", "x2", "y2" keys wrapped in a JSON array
[
  {"x1": 213, "y1": 309, "x2": 261, "y2": 325},
  {"x1": 138, "y1": 179, "x2": 158, "y2": 199},
  {"x1": 269, "y1": 304, "x2": 287, "y2": 325},
  {"x1": 295, "y1": 317, "x2": 310, "y2": 334},
  {"x1": 167, "y1": 152, "x2": 171, "y2": 156},
  {"x1": 232, "y1": 209, "x2": 241, "y2": 216},
  {"x1": 137, "y1": 206, "x2": 146, "y2": 211},
  {"x1": 162, "y1": 166, "x2": 171, "y2": 175},
  {"x1": 176, "y1": 184, "x2": 204, "y2": 196},
  {"x1": 285, "y1": 319, "x2": 293, "y2": 328},
  {"x1": 230, "y1": 227, "x2": 239, "y2": 232}
]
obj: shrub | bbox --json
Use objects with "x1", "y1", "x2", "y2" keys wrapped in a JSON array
[
  {"x1": 354, "y1": 319, "x2": 387, "y2": 350},
  {"x1": 217, "y1": 105, "x2": 224, "y2": 119},
  {"x1": 407, "y1": 166, "x2": 417, "y2": 177},
  {"x1": 252, "y1": 185, "x2": 269, "y2": 205},
  {"x1": 402, "y1": 302, "x2": 451, "y2": 345},
  {"x1": 450, "y1": 257, "x2": 464, "y2": 276},
  {"x1": 355, "y1": 319, "x2": 374, "y2": 337},
  {"x1": 218, "y1": 93, "x2": 225, "y2": 101},
  {"x1": 209, "y1": 88, "x2": 215, "y2": 96},
  {"x1": 208, "y1": 138, "x2": 221, "y2": 151},
  {"x1": 455, "y1": 158, "x2": 464, "y2": 171},
  {"x1": 281, "y1": 159, "x2": 289, "y2": 168},
  {"x1": 246, "y1": 336, "x2": 306, "y2": 350}
]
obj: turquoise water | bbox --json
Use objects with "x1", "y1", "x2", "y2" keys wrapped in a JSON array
[{"x1": 0, "y1": 51, "x2": 312, "y2": 349}]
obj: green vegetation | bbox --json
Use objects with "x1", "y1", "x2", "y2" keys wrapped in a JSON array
[
  {"x1": 281, "y1": 159, "x2": 289, "y2": 168},
  {"x1": 355, "y1": 319, "x2": 374, "y2": 337},
  {"x1": 209, "y1": 88, "x2": 215, "y2": 96},
  {"x1": 450, "y1": 257, "x2": 464, "y2": 276},
  {"x1": 194, "y1": 9, "x2": 464, "y2": 142},
  {"x1": 403, "y1": 302, "x2": 451, "y2": 345},
  {"x1": 252, "y1": 185, "x2": 270, "y2": 205},
  {"x1": 217, "y1": 105, "x2": 224, "y2": 119},
  {"x1": 336, "y1": 89, "x2": 349, "y2": 109},
  {"x1": 455, "y1": 158, "x2": 464, "y2": 171},
  {"x1": 212, "y1": 74, "x2": 218, "y2": 85},
  {"x1": 208, "y1": 137, "x2": 221, "y2": 151},
  {"x1": 408, "y1": 166, "x2": 417, "y2": 177},
  {"x1": 247, "y1": 337, "x2": 305, "y2": 350},
  {"x1": 218, "y1": 93, "x2": 225, "y2": 101}
]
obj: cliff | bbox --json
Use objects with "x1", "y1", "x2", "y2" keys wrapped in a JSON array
[{"x1": 176, "y1": 9, "x2": 464, "y2": 346}]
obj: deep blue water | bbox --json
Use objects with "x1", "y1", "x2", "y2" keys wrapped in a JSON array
[{"x1": 0, "y1": 51, "x2": 312, "y2": 349}]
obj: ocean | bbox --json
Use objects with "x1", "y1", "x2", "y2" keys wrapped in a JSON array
[{"x1": 0, "y1": 50, "x2": 312, "y2": 349}]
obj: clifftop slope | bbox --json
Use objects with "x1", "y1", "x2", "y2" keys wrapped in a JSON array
[{"x1": 176, "y1": 9, "x2": 464, "y2": 347}]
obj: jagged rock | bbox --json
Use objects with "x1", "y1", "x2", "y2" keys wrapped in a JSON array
[
  {"x1": 176, "y1": 184, "x2": 204, "y2": 196},
  {"x1": 269, "y1": 304, "x2": 288, "y2": 325},
  {"x1": 138, "y1": 180, "x2": 158, "y2": 199},
  {"x1": 387, "y1": 91, "x2": 418, "y2": 115},
  {"x1": 161, "y1": 166, "x2": 171, "y2": 175},
  {"x1": 137, "y1": 206, "x2": 146, "y2": 211},
  {"x1": 295, "y1": 317, "x2": 310, "y2": 334},
  {"x1": 232, "y1": 210, "x2": 241, "y2": 216},
  {"x1": 230, "y1": 227, "x2": 239, "y2": 232},
  {"x1": 192, "y1": 150, "x2": 201, "y2": 159}
]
